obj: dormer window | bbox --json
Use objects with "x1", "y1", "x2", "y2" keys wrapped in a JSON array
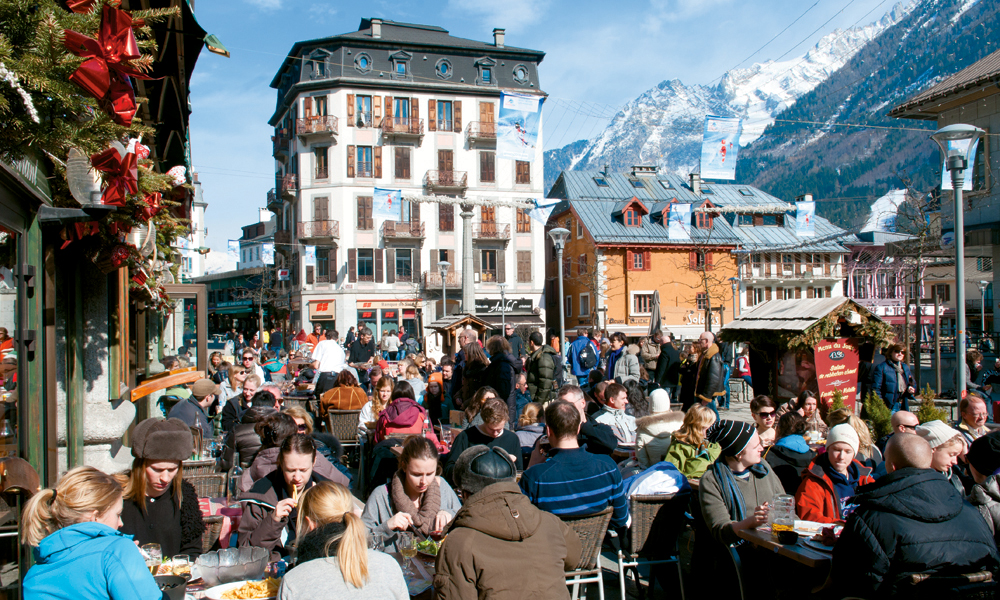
[
  {"x1": 738, "y1": 214, "x2": 753, "y2": 226},
  {"x1": 594, "y1": 177, "x2": 609, "y2": 187},
  {"x1": 660, "y1": 180, "x2": 673, "y2": 189},
  {"x1": 396, "y1": 62, "x2": 406, "y2": 76},
  {"x1": 702, "y1": 186, "x2": 714, "y2": 195},
  {"x1": 625, "y1": 208, "x2": 641, "y2": 227},
  {"x1": 354, "y1": 52, "x2": 373, "y2": 74},
  {"x1": 482, "y1": 68, "x2": 492, "y2": 83},
  {"x1": 389, "y1": 50, "x2": 412, "y2": 80},
  {"x1": 739, "y1": 188, "x2": 753, "y2": 196},
  {"x1": 695, "y1": 212, "x2": 713, "y2": 229},
  {"x1": 307, "y1": 48, "x2": 332, "y2": 80},
  {"x1": 475, "y1": 57, "x2": 498, "y2": 86}
]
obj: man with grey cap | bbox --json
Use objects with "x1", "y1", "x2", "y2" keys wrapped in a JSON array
[
  {"x1": 167, "y1": 378, "x2": 216, "y2": 433},
  {"x1": 434, "y1": 445, "x2": 581, "y2": 600}
]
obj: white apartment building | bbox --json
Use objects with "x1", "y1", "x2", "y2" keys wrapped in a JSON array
[
  {"x1": 267, "y1": 19, "x2": 547, "y2": 344},
  {"x1": 238, "y1": 209, "x2": 276, "y2": 270},
  {"x1": 177, "y1": 172, "x2": 208, "y2": 282}
]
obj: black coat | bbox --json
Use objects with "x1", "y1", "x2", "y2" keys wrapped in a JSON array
[
  {"x1": 654, "y1": 342, "x2": 681, "y2": 387},
  {"x1": 506, "y1": 334, "x2": 526, "y2": 360},
  {"x1": 221, "y1": 396, "x2": 248, "y2": 434},
  {"x1": 678, "y1": 360, "x2": 698, "y2": 410},
  {"x1": 765, "y1": 443, "x2": 816, "y2": 494},
  {"x1": 120, "y1": 480, "x2": 205, "y2": 558},
  {"x1": 484, "y1": 352, "x2": 521, "y2": 426},
  {"x1": 832, "y1": 467, "x2": 1000, "y2": 599},
  {"x1": 694, "y1": 344, "x2": 726, "y2": 403},
  {"x1": 220, "y1": 406, "x2": 272, "y2": 471}
]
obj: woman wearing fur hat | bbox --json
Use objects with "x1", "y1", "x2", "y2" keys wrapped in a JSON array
[
  {"x1": 119, "y1": 418, "x2": 206, "y2": 558},
  {"x1": 917, "y1": 420, "x2": 968, "y2": 494},
  {"x1": 635, "y1": 389, "x2": 683, "y2": 469},
  {"x1": 795, "y1": 423, "x2": 874, "y2": 523}
]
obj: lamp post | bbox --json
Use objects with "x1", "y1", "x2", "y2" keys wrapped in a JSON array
[
  {"x1": 932, "y1": 123, "x2": 984, "y2": 399},
  {"x1": 437, "y1": 261, "x2": 451, "y2": 319},
  {"x1": 549, "y1": 227, "x2": 571, "y2": 356},
  {"x1": 729, "y1": 277, "x2": 740, "y2": 321},
  {"x1": 498, "y1": 282, "x2": 508, "y2": 333},
  {"x1": 978, "y1": 280, "x2": 990, "y2": 340}
]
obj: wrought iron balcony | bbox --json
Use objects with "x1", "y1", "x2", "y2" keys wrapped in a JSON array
[
  {"x1": 424, "y1": 170, "x2": 468, "y2": 191},
  {"x1": 356, "y1": 161, "x2": 373, "y2": 178},
  {"x1": 381, "y1": 220, "x2": 426, "y2": 239},
  {"x1": 381, "y1": 117, "x2": 424, "y2": 137},
  {"x1": 315, "y1": 166, "x2": 329, "y2": 180},
  {"x1": 279, "y1": 174, "x2": 297, "y2": 198},
  {"x1": 266, "y1": 188, "x2": 282, "y2": 212},
  {"x1": 473, "y1": 223, "x2": 510, "y2": 240},
  {"x1": 739, "y1": 263, "x2": 842, "y2": 280},
  {"x1": 467, "y1": 121, "x2": 497, "y2": 142},
  {"x1": 424, "y1": 270, "x2": 462, "y2": 289},
  {"x1": 296, "y1": 115, "x2": 338, "y2": 137},
  {"x1": 298, "y1": 220, "x2": 340, "y2": 241},
  {"x1": 272, "y1": 135, "x2": 290, "y2": 158}
]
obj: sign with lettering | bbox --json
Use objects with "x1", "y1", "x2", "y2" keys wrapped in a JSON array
[
  {"x1": 475, "y1": 298, "x2": 534, "y2": 315},
  {"x1": 814, "y1": 338, "x2": 861, "y2": 410}
]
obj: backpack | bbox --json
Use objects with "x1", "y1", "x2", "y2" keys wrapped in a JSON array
[
  {"x1": 578, "y1": 341, "x2": 598, "y2": 371},
  {"x1": 405, "y1": 337, "x2": 421, "y2": 353}
]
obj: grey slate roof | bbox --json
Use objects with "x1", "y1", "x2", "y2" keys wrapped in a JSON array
[
  {"x1": 720, "y1": 297, "x2": 850, "y2": 332},
  {"x1": 567, "y1": 199, "x2": 741, "y2": 246}
]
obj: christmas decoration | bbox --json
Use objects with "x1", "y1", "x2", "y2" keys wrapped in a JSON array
[
  {"x1": 66, "y1": 0, "x2": 96, "y2": 13},
  {"x1": 166, "y1": 165, "x2": 186, "y2": 186},
  {"x1": 0, "y1": 62, "x2": 39, "y2": 123},
  {"x1": 90, "y1": 145, "x2": 137, "y2": 206}
]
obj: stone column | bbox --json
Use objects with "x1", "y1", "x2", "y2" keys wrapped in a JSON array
[{"x1": 461, "y1": 203, "x2": 475, "y2": 313}]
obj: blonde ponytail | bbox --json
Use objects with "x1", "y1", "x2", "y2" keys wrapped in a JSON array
[
  {"x1": 22, "y1": 466, "x2": 122, "y2": 547},
  {"x1": 294, "y1": 481, "x2": 369, "y2": 588},
  {"x1": 337, "y1": 512, "x2": 369, "y2": 589}
]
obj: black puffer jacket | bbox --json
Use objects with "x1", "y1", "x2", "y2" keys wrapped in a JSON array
[
  {"x1": 484, "y1": 352, "x2": 521, "y2": 426},
  {"x1": 694, "y1": 344, "x2": 725, "y2": 403},
  {"x1": 832, "y1": 467, "x2": 1000, "y2": 599},
  {"x1": 765, "y1": 440, "x2": 816, "y2": 494},
  {"x1": 220, "y1": 406, "x2": 273, "y2": 471}
]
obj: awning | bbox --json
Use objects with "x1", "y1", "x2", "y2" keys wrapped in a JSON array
[
  {"x1": 478, "y1": 314, "x2": 545, "y2": 327},
  {"x1": 605, "y1": 324, "x2": 706, "y2": 340},
  {"x1": 309, "y1": 300, "x2": 336, "y2": 321},
  {"x1": 427, "y1": 313, "x2": 491, "y2": 332},
  {"x1": 210, "y1": 306, "x2": 257, "y2": 315}
]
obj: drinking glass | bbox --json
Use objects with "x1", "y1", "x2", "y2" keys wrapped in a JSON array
[
  {"x1": 171, "y1": 555, "x2": 191, "y2": 579},
  {"x1": 769, "y1": 494, "x2": 796, "y2": 540},
  {"x1": 397, "y1": 531, "x2": 416, "y2": 576},
  {"x1": 141, "y1": 543, "x2": 162, "y2": 575},
  {"x1": 368, "y1": 532, "x2": 384, "y2": 552}
]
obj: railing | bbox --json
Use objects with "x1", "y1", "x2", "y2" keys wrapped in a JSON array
[
  {"x1": 424, "y1": 270, "x2": 462, "y2": 288},
  {"x1": 279, "y1": 174, "x2": 297, "y2": 195},
  {"x1": 356, "y1": 161, "x2": 373, "y2": 178},
  {"x1": 467, "y1": 121, "x2": 497, "y2": 140},
  {"x1": 473, "y1": 223, "x2": 510, "y2": 240},
  {"x1": 266, "y1": 189, "x2": 281, "y2": 210},
  {"x1": 315, "y1": 166, "x2": 329, "y2": 180},
  {"x1": 381, "y1": 117, "x2": 424, "y2": 136},
  {"x1": 297, "y1": 220, "x2": 339, "y2": 239},
  {"x1": 435, "y1": 119, "x2": 454, "y2": 132},
  {"x1": 381, "y1": 220, "x2": 425, "y2": 238},
  {"x1": 296, "y1": 115, "x2": 338, "y2": 136},
  {"x1": 424, "y1": 170, "x2": 468, "y2": 189},
  {"x1": 316, "y1": 273, "x2": 331, "y2": 283},
  {"x1": 272, "y1": 135, "x2": 289, "y2": 156},
  {"x1": 354, "y1": 111, "x2": 374, "y2": 128},
  {"x1": 740, "y1": 264, "x2": 842, "y2": 279}
]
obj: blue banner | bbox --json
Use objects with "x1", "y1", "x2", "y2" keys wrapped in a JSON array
[
  {"x1": 941, "y1": 138, "x2": 978, "y2": 191},
  {"x1": 529, "y1": 198, "x2": 560, "y2": 226},
  {"x1": 667, "y1": 203, "x2": 692, "y2": 241},
  {"x1": 303, "y1": 245, "x2": 316, "y2": 267},
  {"x1": 796, "y1": 201, "x2": 816, "y2": 237},
  {"x1": 700, "y1": 116, "x2": 741, "y2": 180},
  {"x1": 498, "y1": 92, "x2": 544, "y2": 162},
  {"x1": 374, "y1": 187, "x2": 402, "y2": 220}
]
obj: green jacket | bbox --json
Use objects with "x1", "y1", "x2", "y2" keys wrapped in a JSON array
[
  {"x1": 526, "y1": 345, "x2": 558, "y2": 405},
  {"x1": 663, "y1": 440, "x2": 721, "y2": 479}
]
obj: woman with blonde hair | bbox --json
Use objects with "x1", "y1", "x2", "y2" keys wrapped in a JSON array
[
  {"x1": 23, "y1": 466, "x2": 162, "y2": 600},
  {"x1": 280, "y1": 481, "x2": 408, "y2": 599},
  {"x1": 359, "y1": 376, "x2": 393, "y2": 435},
  {"x1": 663, "y1": 405, "x2": 721, "y2": 478},
  {"x1": 515, "y1": 402, "x2": 546, "y2": 454}
]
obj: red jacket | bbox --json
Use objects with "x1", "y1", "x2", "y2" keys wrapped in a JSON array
[{"x1": 795, "y1": 458, "x2": 873, "y2": 523}]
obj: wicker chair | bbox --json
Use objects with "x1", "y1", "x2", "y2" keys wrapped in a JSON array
[
  {"x1": 562, "y1": 507, "x2": 613, "y2": 600},
  {"x1": 327, "y1": 410, "x2": 361, "y2": 449},
  {"x1": 616, "y1": 492, "x2": 690, "y2": 600},
  {"x1": 908, "y1": 570, "x2": 996, "y2": 599},
  {"x1": 201, "y1": 515, "x2": 225, "y2": 554},
  {"x1": 187, "y1": 473, "x2": 228, "y2": 500},
  {"x1": 182, "y1": 459, "x2": 216, "y2": 475}
]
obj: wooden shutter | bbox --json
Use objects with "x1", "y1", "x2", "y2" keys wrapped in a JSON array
[
  {"x1": 411, "y1": 98, "x2": 419, "y2": 122},
  {"x1": 374, "y1": 248, "x2": 383, "y2": 283},
  {"x1": 306, "y1": 266, "x2": 314, "y2": 284},
  {"x1": 825, "y1": 286, "x2": 832, "y2": 298},
  {"x1": 373, "y1": 96, "x2": 382, "y2": 120},
  {"x1": 386, "y1": 249, "x2": 395, "y2": 283},
  {"x1": 348, "y1": 249, "x2": 357, "y2": 282},
  {"x1": 446, "y1": 250, "x2": 454, "y2": 270},
  {"x1": 314, "y1": 197, "x2": 329, "y2": 221},
  {"x1": 347, "y1": 145, "x2": 356, "y2": 177},
  {"x1": 428, "y1": 99, "x2": 436, "y2": 131},
  {"x1": 374, "y1": 146, "x2": 382, "y2": 178},
  {"x1": 765, "y1": 287, "x2": 772, "y2": 301},
  {"x1": 746, "y1": 287, "x2": 753, "y2": 306},
  {"x1": 824, "y1": 254, "x2": 831, "y2": 276},
  {"x1": 705, "y1": 252, "x2": 713, "y2": 270},
  {"x1": 627, "y1": 250, "x2": 634, "y2": 271},
  {"x1": 474, "y1": 248, "x2": 482, "y2": 276},
  {"x1": 764, "y1": 254, "x2": 772, "y2": 277},
  {"x1": 643, "y1": 251, "x2": 651, "y2": 271},
  {"x1": 347, "y1": 94, "x2": 355, "y2": 127},
  {"x1": 795, "y1": 256, "x2": 801, "y2": 275},
  {"x1": 807, "y1": 287, "x2": 814, "y2": 299},
  {"x1": 753, "y1": 215, "x2": 763, "y2": 226},
  {"x1": 795, "y1": 287, "x2": 801, "y2": 299},
  {"x1": 688, "y1": 251, "x2": 697, "y2": 270},
  {"x1": 331, "y1": 248, "x2": 338, "y2": 283},
  {"x1": 384, "y1": 96, "x2": 392, "y2": 119},
  {"x1": 497, "y1": 249, "x2": 506, "y2": 283},
  {"x1": 412, "y1": 200, "x2": 420, "y2": 222},
  {"x1": 454, "y1": 100, "x2": 462, "y2": 132},
  {"x1": 413, "y1": 248, "x2": 421, "y2": 280}
]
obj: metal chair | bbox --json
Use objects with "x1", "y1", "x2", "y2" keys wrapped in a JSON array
[
  {"x1": 616, "y1": 492, "x2": 690, "y2": 600},
  {"x1": 187, "y1": 473, "x2": 228, "y2": 500},
  {"x1": 201, "y1": 515, "x2": 225, "y2": 554},
  {"x1": 182, "y1": 459, "x2": 216, "y2": 475},
  {"x1": 562, "y1": 507, "x2": 613, "y2": 600}
]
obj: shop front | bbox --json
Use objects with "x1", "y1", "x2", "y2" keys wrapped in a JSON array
[
  {"x1": 475, "y1": 297, "x2": 545, "y2": 336},
  {"x1": 355, "y1": 299, "x2": 422, "y2": 339},
  {"x1": 308, "y1": 299, "x2": 336, "y2": 333}
]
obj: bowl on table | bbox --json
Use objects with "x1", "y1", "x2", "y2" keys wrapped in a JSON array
[
  {"x1": 194, "y1": 546, "x2": 269, "y2": 587},
  {"x1": 154, "y1": 575, "x2": 187, "y2": 600}
]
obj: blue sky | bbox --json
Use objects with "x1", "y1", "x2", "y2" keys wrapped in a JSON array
[{"x1": 188, "y1": 0, "x2": 901, "y2": 268}]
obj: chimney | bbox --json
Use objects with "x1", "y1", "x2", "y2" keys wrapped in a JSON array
[
  {"x1": 192, "y1": 171, "x2": 199, "y2": 183},
  {"x1": 603, "y1": 164, "x2": 610, "y2": 176},
  {"x1": 371, "y1": 18, "x2": 382, "y2": 39},
  {"x1": 493, "y1": 28, "x2": 505, "y2": 48},
  {"x1": 795, "y1": 193, "x2": 813, "y2": 203},
  {"x1": 689, "y1": 173, "x2": 701, "y2": 195}
]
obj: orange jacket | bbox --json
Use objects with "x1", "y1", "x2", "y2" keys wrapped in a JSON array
[
  {"x1": 795, "y1": 457, "x2": 873, "y2": 523},
  {"x1": 319, "y1": 385, "x2": 367, "y2": 416}
]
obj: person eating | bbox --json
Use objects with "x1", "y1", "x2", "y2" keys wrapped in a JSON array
[{"x1": 795, "y1": 423, "x2": 874, "y2": 523}]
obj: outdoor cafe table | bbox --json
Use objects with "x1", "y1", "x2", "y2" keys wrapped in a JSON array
[
  {"x1": 736, "y1": 525, "x2": 832, "y2": 569},
  {"x1": 388, "y1": 552, "x2": 435, "y2": 599}
]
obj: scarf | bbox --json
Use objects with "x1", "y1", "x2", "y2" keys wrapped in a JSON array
[
  {"x1": 389, "y1": 470, "x2": 441, "y2": 537},
  {"x1": 606, "y1": 347, "x2": 624, "y2": 379},
  {"x1": 890, "y1": 360, "x2": 906, "y2": 395},
  {"x1": 710, "y1": 457, "x2": 769, "y2": 526}
]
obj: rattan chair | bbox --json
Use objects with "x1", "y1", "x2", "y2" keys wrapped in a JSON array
[
  {"x1": 182, "y1": 459, "x2": 216, "y2": 475},
  {"x1": 201, "y1": 514, "x2": 225, "y2": 554},
  {"x1": 326, "y1": 410, "x2": 362, "y2": 450},
  {"x1": 562, "y1": 507, "x2": 613, "y2": 600},
  {"x1": 616, "y1": 492, "x2": 690, "y2": 600},
  {"x1": 187, "y1": 473, "x2": 228, "y2": 500},
  {"x1": 908, "y1": 570, "x2": 996, "y2": 599}
]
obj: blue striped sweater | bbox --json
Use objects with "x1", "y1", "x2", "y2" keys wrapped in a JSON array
[{"x1": 519, "y1": 447, "x2": 629, "y2": 528}]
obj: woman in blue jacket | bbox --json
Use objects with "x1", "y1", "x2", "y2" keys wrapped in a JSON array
[
  {"x1": 871, "y1": 344, "x2": 915, "y2": 412},
  {"x1": 22, "y1": 466, "x2": 162, "y2": 600}
]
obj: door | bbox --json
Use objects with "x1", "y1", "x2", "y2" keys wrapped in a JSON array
[
  {"x1": 314, "y1": 197, "x2": 329, "y2": 231},
  {"x1": 394, "y1": 97, "x2": 410, "y2": 131},
  {"x1": 438, "y1": 150, "x2": 454, "y2": 186}
]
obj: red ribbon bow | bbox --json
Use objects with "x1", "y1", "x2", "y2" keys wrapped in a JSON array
[
  {"x1": 90, "y1": 147, "x2": 138, "y2": 207},
  {"x1": 60, "y1": 221, "x2": 100, "y2": 250},
  {"x1": 137, "y1": 192, "x2": 161, "y2": 221},
  {"x1": 64, "y1": 6, "x2": 151, "y2": 126}
]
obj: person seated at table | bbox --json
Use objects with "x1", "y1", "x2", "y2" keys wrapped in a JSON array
[
  {"x1": 366, "y1": 366, "x2": 386, "y2": 399},
  {"x1": 220, "y1": 405, "x2": 274, "y2": 471},
  {"x1": 592, "y1": 382, "x2": 637, "y2": 445},
  {"x1": 965, "y1": 432, "x2": 1000, "y2": 543},
  {"x1": 462, "y1": 386, "x2": 499, "y2": 429},
  {"x1": 280, "y1": 482, "x2": 408, "y2": 600},
  {"x1": 958, "y1": 394, "x2": 991, "y2": 445},
  {"x1": 765, "y1": 412, "x2": 816, "y2": 494},
  {"x1": 786, "y1": 390, "x2": 827, "y2": 437},
  {"x1": 119, "y1": 418, "x2": 205, "y2": 558},
  {"x1": 373, "y1": 381, "x2": 434, "y2": 443},
  {"x1": 239, "y1": 434, "x2": 330, "y2": 560},
  {"x1": 361, "y1": 436, "x2": 461, "y2": 552},
  {"x1": 443, "y1": 398, "x2": 523, "y2": 483},
  {"x1": 826, "y1": 407, "x2": 883, "y2": 469},
  {"x1": 831, "y1": 433, "x2": 1000, "y2": 599},
  {"x1": 526, "y1": 385, "x2": 618, "y2": 469},
  {"x1": 402, "y1": 363, "x2": 426, "y2": 402},
  {"x1": 434, "y1": 445, "x2": 581, "y2": 600},
  {"x1": 359, "y1": 377, "x2": 393, "y2": 436},
  {"x1": 221, "y1": 371, "x2": 257, "y2": 432},
  {"x1": 515, "y1": 402, "x2": 546, "y2": 460},
  {"x1": 916, "y1": 420, "x2": 967, "y2": 494},
  {"x1": 749, "y1": 395, "x2": 777, "y2": 447},
  {"x1": 635, "y1": 388, "x2": 683, "y2": 469},
  {"x1": 319, "y1": 370, "x2": 368, "y2": 417},
  {"x1": 795, "y1": 423, "x2": 875, "y2": 523},
  {"x1": 284, "y1": 406, "x2": 344, "y2": 476},
  {"x1": 663, "y1": 404, "x2": 720, "y2": 479},
  {"x1": 239, "y1": 412, "x2": 348, "y2": 493},
  {"x1": 423, "y1": 378, "x2": 448, "y2": 425}
]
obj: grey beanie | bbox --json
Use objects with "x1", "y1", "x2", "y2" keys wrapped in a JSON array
[
  {"x1": 453, "y1": 445, "x2": 516, "y2": 496},
  {"x1": 131, "y1": 418, "x2": 194, "y2": 461}
]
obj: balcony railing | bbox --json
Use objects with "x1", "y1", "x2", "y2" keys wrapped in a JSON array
[
  {"x1": 356, "y1": 161, "x2": 373, "y2": 178},
  {"x1": 273, "y1": 230, "x2": 291, "y2": 245},
  {"x1": 296, "y1": 115, "x2": 338, "y2": 136},
  {"x1": 298, "y1": 219, "x2": 339, "y2": 240},
  {"x1": 739, "y1": 264, "x2": 841, "y2": 280},
  {"x1": 266, "y1": 188, "x2": 281, "y2": 211},
  {"x1": 272, "y1": 135, "x2": 290, "y2": 157},
  {"x1": 353, "y1": 111, "x2": 375, "y2": 128},
  {"x1": 467, "y1": 121, "x2": 497, "y2": 141},
  {"x1": 435, "y1": 119, "x2": 454, "y2": 132},
  {"x1": 424, "y1": 270, "x2": 462, "y2": 289},
  {"x1": 381, "y1": 117, "x2": 424, "y2": 136},
  {"x1": 425, "y1": 170, "x2": 468, "y2": 190},
  {"x1": 473, "y1": 223, "x2": 510, "y2": 240},
  {"x1": 279, "y1": 174, "x2": 297, "y2": 197},
  {"x1": 315, "y1": 166, "x2": 329, "y2": 180},
  {"x1": 381, "y1": 220, "x2": 426, "y2": 239}
]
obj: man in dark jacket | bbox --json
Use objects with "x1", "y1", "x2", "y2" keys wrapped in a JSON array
[
  {"x1": 832, "y1": 433, "x2": 1000, "y2": 599},
  {"x1": 694, "y1": 332, "x2": 725, "y2": 412},
  {"x1": 526, "y1": 331, "x2": 558, "y2": 406},
  {"x1": 346, "y1": 327, "x2": 377, "y2": 391},
  {"x1": 504, "y1": 323, "x2": 526, "y2": 364},
  {"x1": 654, "y1": 332, "x2": 682, "y2": 400}
]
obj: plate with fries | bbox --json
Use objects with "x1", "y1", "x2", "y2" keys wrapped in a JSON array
[{"x1": 205, "y1": 578, "x2": 280, "y2": 600}]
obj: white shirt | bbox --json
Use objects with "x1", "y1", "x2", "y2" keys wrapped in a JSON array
[
  {"x1": 358, "y1": 400, "x2": 374, "y2": 436},
  {"x1": 312, "y1": 339, "x2": 347, "y2": 373}
]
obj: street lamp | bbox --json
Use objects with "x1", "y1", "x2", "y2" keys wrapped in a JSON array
[
  {"x1": 978, "y1": 280, "x2": 990, "y2": 339},
  {"x1": 729, "y1": 276, "x2": 740, "y2": 321},
  {"x1": 437, "y1": 261, "x2": 451, "y2": 319},
  {"x1": 549, "y1": 227, "x2": 571, "y2": 356},
  {"x1": 931, "y1": 123, "x2": 984, "y2": 399},
  {"x1": 498, "y1": 282, "x2": 508, "y2": 333}
]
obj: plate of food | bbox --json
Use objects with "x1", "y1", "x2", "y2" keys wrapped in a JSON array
[
  {"x1": 416, "y1": 538, "x2": 441, "y2": 558},
  {"x1": 204, "y1": 578, "x2": 280, "y2": 600}
]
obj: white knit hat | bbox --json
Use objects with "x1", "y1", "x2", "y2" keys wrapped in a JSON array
[
  {"x1": 916, "y1": 420, "x2": 963, "y2": 449},
  {"x1": 649, "y1": 388, "x2": 671, "y2": 414},
  {"x1": 827, "y1": 423, "x2": 859, "y2": 454}
]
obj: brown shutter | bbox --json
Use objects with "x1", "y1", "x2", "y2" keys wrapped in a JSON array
[
  {"x1": 643, "y1": 250, "x2": 651, "y2": 271},
  {"x1": 795, "y1": 256, "x2": 801, "y2": 275},
  {"x1": 825, "y1": 286, "x2": 832, "y2": 298},
  {"x1": 746, "y1": 287, "x2": 753, "y2": 306},
  {"x1": 412, "y1": 248, "x2": 421, "y2": 280},
  {"x1": 411, "y1": 97, "x2": 419, "y2": 122},
  {"x1": 753, "y1": 215, "x2": 763, "y2": 226},
  {"x1": 373, "y1": 96, "x2": 382, "y2": 120},
  {"x1": 384, "y1": 96, "x2": 392, "y2": 119},
  {"x1": 374, "y1": 248, "x2": 383, "y2": 283},
  {"x1": 374, "y1": 146, "x2": 382, "y2": 178},
  {"x1": 689, "y1": 251, "x2": 697, "y2": 270},
  {"x1": 412, "y1": 200, "x2": 420, "y2": 222},
  {"x1": 807, "y1": 287, "x2": 814, "y2": 299},
  {"x1": 497, "y1": 249, "x2": 506, "y2": 283},
  {"x1": 347, "y1": 94, "x2": 355, "y2": 127},
  {"x1": 454, "y1": 100, "x2": 462, "y2": 132},
  {"x1": 795, "y1": 287, "x2": 801, "y2": 299},
  {"x1": 765, "y1": 287, "x2": 772, "y2": 301},
  {"x1": 705, "y1": 252, "x2": 713, "y2": 270},
  {"x1": 764, "y1": 254, "x2": 772, "y2": 277},
  {"x1": 824, "y1": 254, "x2": 831, "y2": 275},
  {"x1": 348, "y1": 249, "x2": 357, "y2": 282},
  {"x1": 386, "y1": 249, "x2": 395, "y2": 283},
  {"x1": 306, "y1": 266, "x2": 314, "y2": 284},
  {"x1": 347, "y1": 145, "x2": 356, "y2": 177},
  {"x1": 627, "y1": 250, "x2": 634, "y2": 271},
  {"x1": 428, "y1": 99, "x2": 436, "y2": 131},
  {"x1": 331, "y1": 248, "x2": 338, "y2": 283}
]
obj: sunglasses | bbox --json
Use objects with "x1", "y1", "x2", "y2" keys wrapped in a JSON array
[
  {"x1": 242, "y1": 357, "x2": 254, "y2": 362},
  {"x1": 756, "y1": 411, "x2": 775, "y2": 419},
  {"x1": 900, "y1": 423, "x2": 918, "y2": 431},
  {"x1": 234, "y1": 370, "x2": 246, "y2": 375}
]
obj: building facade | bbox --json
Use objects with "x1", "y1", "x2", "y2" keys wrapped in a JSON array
[{"x1": 267, "y1": 19, "x2": 547, "y2": 346}]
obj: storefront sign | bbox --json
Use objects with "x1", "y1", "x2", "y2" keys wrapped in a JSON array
[
  {"x1": 212, "y1": 300, "x2": 252, "y2": 309},
  {"x1": 308, "y1": 299, "x2": 336, "y2": 321},
  {"x1": 475, "y1": 298, "x2": 534, "y2": 315},
  {"x1": 814, "y1": 338, "x2": 861, "y2": 410}
]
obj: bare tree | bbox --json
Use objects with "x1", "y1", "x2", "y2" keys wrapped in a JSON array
[{"x1": 234, "y1": 267, "x2": 283, "y2": 341}]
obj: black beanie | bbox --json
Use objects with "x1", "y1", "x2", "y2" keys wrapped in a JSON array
[
  {"x1": 707, "y1": 419, "x2": 757, "y2": 457},
  {"x1": 968, "y1": 431, "x2": 1000, "y2": 478}
]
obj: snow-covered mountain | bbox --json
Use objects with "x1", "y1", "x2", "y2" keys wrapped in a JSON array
[{"x1": 545, "y1": 2, "x2": 913, "y2": 189}]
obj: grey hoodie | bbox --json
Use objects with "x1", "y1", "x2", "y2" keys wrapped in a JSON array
[{"x1": 968, "y1": 474, "x2": 1000, "y2": 538}]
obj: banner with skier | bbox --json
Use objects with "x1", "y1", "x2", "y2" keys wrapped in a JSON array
[
  {"x1": 700, "y1": 115, "x2": 741, "y2": 180},
  {"x1": 498, "y1": 92, "x2": 544, "y2": 161}
]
